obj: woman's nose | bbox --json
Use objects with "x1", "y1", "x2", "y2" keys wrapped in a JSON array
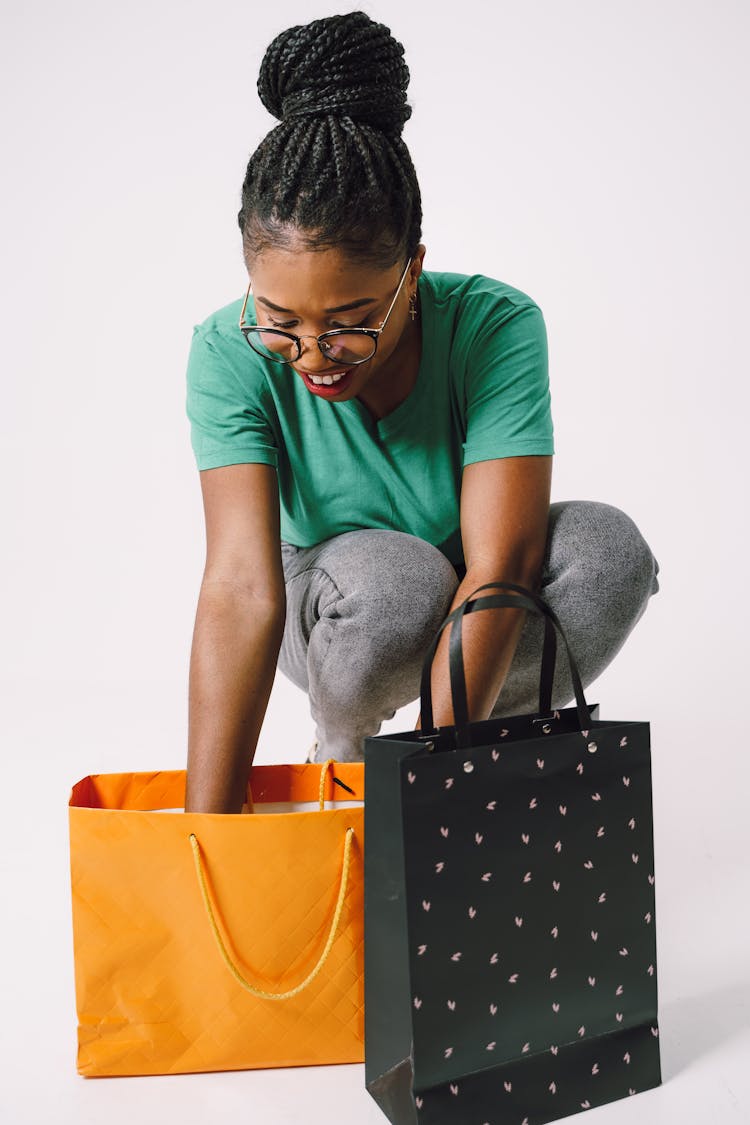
[{"x1": 294, "y1": 334, "x2": 331, "y2": 371}]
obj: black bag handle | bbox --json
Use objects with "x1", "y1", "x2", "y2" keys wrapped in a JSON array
[
  {"x1": 419, "y1": 581, "x2": 590, "y2": 743},
  {"x1": 420, "y1": 581, "x2": 557, "y2": 732}
]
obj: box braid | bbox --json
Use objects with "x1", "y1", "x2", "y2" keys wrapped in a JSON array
[{"x1": 238, "y1": 11, "x2": 423, "y2": 272}]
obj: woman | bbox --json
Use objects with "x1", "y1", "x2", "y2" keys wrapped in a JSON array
[{"x1": 184, "y1": 11, "x2": 659, "y2": 814}]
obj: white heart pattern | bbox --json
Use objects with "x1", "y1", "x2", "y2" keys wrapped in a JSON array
[{"x1": 403, "y1": 739, "x2": 658, "y2": 1108}]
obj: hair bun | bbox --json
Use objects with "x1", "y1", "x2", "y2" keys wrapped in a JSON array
[{"x1": 257, "y1": 10, "x2": 412, "y2": 136}]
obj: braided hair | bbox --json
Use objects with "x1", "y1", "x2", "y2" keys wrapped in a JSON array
[{"x1": 238, "y1": 10, "x2": 423, "y2": 272}]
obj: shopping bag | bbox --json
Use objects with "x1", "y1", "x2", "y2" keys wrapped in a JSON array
[
  {"x1": 364, "y1": 581, "x2": 661, "y2": 1123},
  {"x1": 68, "y1": 760, "x2": 365, "y2": 1076}
]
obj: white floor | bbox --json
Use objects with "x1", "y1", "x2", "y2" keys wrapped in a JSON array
[{"x1": 2, "y1": 674, "x2": 748, "y2": 1125}]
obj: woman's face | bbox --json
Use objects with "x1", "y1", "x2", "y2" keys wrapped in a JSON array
[{"x1": 245, "y1": 238, "x2": 425, "y2": 403}]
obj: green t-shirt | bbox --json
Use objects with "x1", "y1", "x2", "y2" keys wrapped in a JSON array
[{"x1": 185, "y1": 270, "x2": 554, "y2": 568}]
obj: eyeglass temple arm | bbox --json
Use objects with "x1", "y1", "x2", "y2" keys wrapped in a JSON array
[{"x1": 238, "y1": 282, "x2": 252, "y2": 329}]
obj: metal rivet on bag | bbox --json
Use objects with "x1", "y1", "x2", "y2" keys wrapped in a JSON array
[
  {"x1": 588, "y1": 741, "x2": 598, "y2": 753},
  {"x1": 463, "y1": 761, "x2": 475, "y2": 773},
  {"x1": 542, "y1": 723, "x2": 552, "y2": 734}
]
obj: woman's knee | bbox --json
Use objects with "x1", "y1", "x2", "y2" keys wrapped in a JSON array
[
  {"x1": 549, "y1": 500, "x2": 659, "y2": 604},
  {"x1": 318, "y1": 529, "x2": 460, "y2": 650}
]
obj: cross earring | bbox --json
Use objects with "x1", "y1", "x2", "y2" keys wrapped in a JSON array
[{"x1": 409, "y1": 293, "x2": 418, "y2": 321}]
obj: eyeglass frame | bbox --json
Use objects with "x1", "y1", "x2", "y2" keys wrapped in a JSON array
[{"x1": 238, "y1": 255, "x2": 414, "y2": 365}]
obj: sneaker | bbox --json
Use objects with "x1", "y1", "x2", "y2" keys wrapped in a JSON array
[{"x1": 305, "y1": 739, "x2": 318, "y2": 764}]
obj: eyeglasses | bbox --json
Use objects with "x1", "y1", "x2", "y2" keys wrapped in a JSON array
[{"x1": 238, "y1": 256, "x2": 413, "y2": 366}]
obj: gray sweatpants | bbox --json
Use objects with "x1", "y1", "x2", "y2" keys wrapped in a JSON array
[{"x1": 277, "y1": 501, "x2": 660, "y2": 763}]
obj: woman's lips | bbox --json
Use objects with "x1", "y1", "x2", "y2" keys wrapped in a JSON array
[{"x1": 298, "y1": 366, "x2": 355, "y2": 396}]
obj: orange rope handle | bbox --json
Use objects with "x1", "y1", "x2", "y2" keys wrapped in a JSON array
[
  {"x1": 318, "y1": 757, "x2": 337, "y2": 811},
  {"x1": 189, "y1": 825, "x2": 354, "y2": 1001}
]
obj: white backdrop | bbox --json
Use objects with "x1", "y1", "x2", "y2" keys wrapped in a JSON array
[{"x1": 2, "y1": 1, "x2": 748, "y2": 1122}]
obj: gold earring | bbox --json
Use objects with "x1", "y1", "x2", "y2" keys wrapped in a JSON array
[{"x1": 408, "y1": 293, "x2": 418, "y2": 321}]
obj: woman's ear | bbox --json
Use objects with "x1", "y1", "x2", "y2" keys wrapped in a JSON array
[{"x1": 410, "y1": 243, "x2": 426, "y2": 285}]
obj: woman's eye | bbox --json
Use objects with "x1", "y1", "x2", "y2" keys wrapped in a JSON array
[{"x1": 266, "y1": 316, "x2": 371, "y2": 330}]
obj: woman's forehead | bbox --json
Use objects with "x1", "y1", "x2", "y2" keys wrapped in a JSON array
[{"x1": 249, "y1": 245, "x2": 398, "y2": 311}]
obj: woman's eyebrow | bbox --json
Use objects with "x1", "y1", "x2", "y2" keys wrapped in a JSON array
[{"x1": 254, "y1": 295, "x2": 378, "y2": 314}]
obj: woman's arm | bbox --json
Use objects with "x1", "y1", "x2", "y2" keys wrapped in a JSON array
[
  {"x1": 418, "y1": 455, "x2": 552, "y2": 728},
  {"x1": 185, "y1": 463, "x2": 286, "y2": 813}
]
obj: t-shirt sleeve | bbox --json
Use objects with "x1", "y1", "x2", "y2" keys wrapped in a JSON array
[
  {"x1": 185, "y1": 325, "x2": 279, "y2": 471},
  {"x1": 461, "y1": 302, "x2": 554, "y2": 466}
]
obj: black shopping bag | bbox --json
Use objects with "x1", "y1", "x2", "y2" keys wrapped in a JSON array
[{"x1": 364, "y1": 581, "x2": 661, "y2": 1124}]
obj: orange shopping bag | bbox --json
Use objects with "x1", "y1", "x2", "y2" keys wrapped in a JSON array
[{"x1": 68, "y1": 760, "x2": 364, "y2": 1077}]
